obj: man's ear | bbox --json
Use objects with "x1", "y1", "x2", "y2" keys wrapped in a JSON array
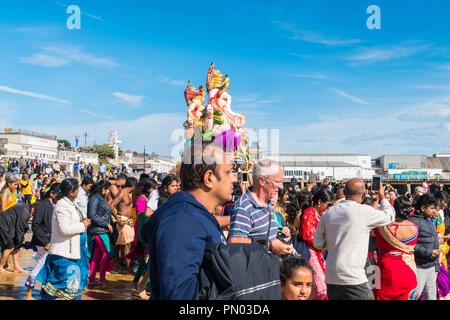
[{"x1": 203, "y1": 169, "x2": 215, "y2": 189}]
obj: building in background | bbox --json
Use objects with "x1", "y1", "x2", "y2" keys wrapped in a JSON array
[
  {"x1": 373, "y1": 154, "x2": 447, "y2": 180},
  {"x1": 128, "y1": 155, "x2": 177, "y2": 174},
  {"x1": 265, "y1": 153, "x2": 374, "y2": 181},
  {"x1": 0, "y1": 129, "x2": 99, "y2": 172},
  {"x1": 0, "y1": 128, "x2": 58, "y2": 160}
]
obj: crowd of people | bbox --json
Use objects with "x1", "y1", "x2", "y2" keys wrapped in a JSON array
[{"x1": 1, "y1": 145, "x2": 450, "y2": 301}]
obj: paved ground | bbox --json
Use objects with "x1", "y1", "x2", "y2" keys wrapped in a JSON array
[{"x1": 0, "y1": 230, "x2": 147, "y2": 300}]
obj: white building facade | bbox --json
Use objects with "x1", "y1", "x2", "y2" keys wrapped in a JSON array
[
  {"x1": 265, "y1": 153, "x2": 375, "y2": 180},
  {"x1": 0, "y1": 129, "x2": 99, "y2": 171},
  {"x1": 0, "y1": 129, "x2": 58, "y2": 160}
]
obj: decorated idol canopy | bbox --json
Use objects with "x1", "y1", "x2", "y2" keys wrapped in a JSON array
[{"x1": 183, "y1": 63, "x2": 253, "y2": 170}]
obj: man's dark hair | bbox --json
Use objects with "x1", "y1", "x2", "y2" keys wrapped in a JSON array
[
  {"x1": 118, "y1": 174, "x2": 127, "y2": 181},
  {"x1": 125, "y1": 177, "x2": 138, "y2": 188},
  {"x1": 180, "y1": 140, "x2": 222, "y2": 192},
  {"x1": 81, "y1": 177, "x2": 94, "y2": 187},
  {"x1": 91, "y1": 180, "x2": 112, "y2": 195},
  {"x1": 139, "y1": 173, "x2": 150, "y2": 182}
]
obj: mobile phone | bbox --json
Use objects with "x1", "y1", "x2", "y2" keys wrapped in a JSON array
[
  {"x1": 242, "y1": 172, "x2": 248, "y2": 182},
  {"x1": 238, "y1": 171, "x2": 242, "y2": 184},
  {"x1": 372, "y1": 176, "x2": 381, "y2": 191}
]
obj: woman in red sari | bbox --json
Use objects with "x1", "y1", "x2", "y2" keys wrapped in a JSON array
[
  {"x1": 372, "y1": 196, "x2": 418, "y2": 300},
  {"x1": 300, "y1": 188, "x2": 334, "y2": 300}
]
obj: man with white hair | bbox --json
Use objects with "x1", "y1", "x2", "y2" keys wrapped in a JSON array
[{"x1": 228, "y1": 159, "x2": 297, "y2": 256}]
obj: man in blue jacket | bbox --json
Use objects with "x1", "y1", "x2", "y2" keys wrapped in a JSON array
[{"x1": 143, "y1": 141, "x2": 235, "y2": 300}]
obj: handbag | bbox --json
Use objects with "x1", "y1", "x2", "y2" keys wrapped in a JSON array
[{"x1": 292, "y1": 235, "x2": 311, "y2": 260}]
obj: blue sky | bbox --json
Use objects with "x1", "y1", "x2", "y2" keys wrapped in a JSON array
[{"x1": 0, "y1": 0, "x2": 449, "y2": 158}]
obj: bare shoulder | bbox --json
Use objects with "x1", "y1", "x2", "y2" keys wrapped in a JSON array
[{"x1": 394, "y1": 221, "x2": 417, "y2": 240}]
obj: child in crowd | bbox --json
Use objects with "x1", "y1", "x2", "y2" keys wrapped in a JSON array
[
  {"x1": 280, "y1": 257, "x2": 314, "y2": 300},
  {"x1": 408, "y1": 194, "x2": 440, "y2": 300}
]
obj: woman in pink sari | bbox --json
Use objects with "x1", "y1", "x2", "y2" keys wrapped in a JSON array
[
  {"x1": 125, "y1": 179, "x2": 157, "y2": 297},
  {"x1": 299, "y1": 188, "x2": 334, "y2": 300}
]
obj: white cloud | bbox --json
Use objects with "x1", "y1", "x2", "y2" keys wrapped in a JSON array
[
  {"x1": 13, "y1": 26, "x2": 53, "y2": 36},
  {"x1": 275, "y1": 96, "x2": 450, "y2": 156},
  {"x1": 0, "y1": 85, "x2": 70, "y2": 104},
  {"x1": 19, "y1": 46, "x2": 117, "y2": 68},
  {"x1": 112, "y1": 92, "x2": 146, "y2": 107},
  {"x1": 233, "y1": 93, "x2": 281, "y2": 110},
  {"x1": 273, "y1": 21, "x2": 361, "y2": 46},
  {"x1": 329, "y1": 88, "x2": 369, "y2": 105},
  {"x1": 79, "y1": 109, "x2": 113, "y2": 120},
  {"x1": 411, "y1": 85, "x2": 450, "y2": 90},
  {"x1": 346, "y1": 42, "x2": 428, "y2": 65},
  {"x1": 157, "y1": 76, "x2": 186, "y2": 87},
  {"x1": 19, "y1": 53, "x2": 69, "y2": 67},
  {"x1": 276, "y1": 72, "x2": 327, "y2": 79}
]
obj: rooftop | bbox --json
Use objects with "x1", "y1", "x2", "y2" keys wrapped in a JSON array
[
  {"x1": 267, "y1": 153, "x2": 370, "y2": 157},
  {"x1": 0, "y1": 128, "x2": 57, "y2": 140},
  {"x1": 427, "y1": 157, "x2": 450, "y2": 171},
  {"x1": 281, "y1": 161, "x2": 360, "y2": 168}
]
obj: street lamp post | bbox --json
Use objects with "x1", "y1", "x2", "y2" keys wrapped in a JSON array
[{"x1": 143, "y1": 145, "x2": 146, "y2": 173}]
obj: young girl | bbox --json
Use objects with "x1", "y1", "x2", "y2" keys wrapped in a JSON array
[
  {"x1": 408, "y1": 194, "x2": 440, "y2": 300},
  {"x1": 280, "y1": 257, "x2": 314, "y2": 300}
]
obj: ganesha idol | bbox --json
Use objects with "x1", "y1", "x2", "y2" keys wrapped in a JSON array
[
  {"x1": 183, "y1": 81, "x2": 205, "y2": 139},
  {"x1": 204, "y1": 63, "x2": 246, "y2": 135}
]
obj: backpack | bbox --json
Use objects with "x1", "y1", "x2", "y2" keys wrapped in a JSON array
[{"x1": 196, "y1": 242, "x2": 282, "y2": 300}]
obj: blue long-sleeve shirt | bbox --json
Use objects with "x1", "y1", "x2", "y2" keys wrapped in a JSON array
[{"x1": 142, "y1": 192, "x2": 225, "y2": 300}]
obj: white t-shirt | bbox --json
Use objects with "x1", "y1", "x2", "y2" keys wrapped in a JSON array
[
  {"x1": 146, "y1": 189, "x2": 160, "y2": 211},
  {"x1": 314, "y1": 199, "x2": 395, "y2": 286}
]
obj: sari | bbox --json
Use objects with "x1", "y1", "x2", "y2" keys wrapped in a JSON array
[
  {"x1": 300, "y1": 207, "x2": 327, "y2": 300},
  {"x1": 433, "y1": 213, "x2": 450, "y2": 300},
  {"x1": 37, "y1": 205, "x2": 89, "y2": 300},
  {"x1": 372, "y1": 223, "x2": 418, "y2": 300}
]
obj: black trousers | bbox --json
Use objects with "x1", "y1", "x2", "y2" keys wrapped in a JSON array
[
  {"x1": 327, "y1": 282, "x2": 374, "y2": 300},
  {"x1": 23, "y1": 195, "x2": 32, "y2": 206}
]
